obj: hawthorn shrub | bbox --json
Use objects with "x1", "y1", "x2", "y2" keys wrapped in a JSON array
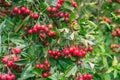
[{"x1": 0, "y1": 0, "x2": 120, "y2": 80}]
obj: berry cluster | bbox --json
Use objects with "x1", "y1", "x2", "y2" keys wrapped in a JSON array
[
  {"x1": 0, "y1": 73, "x2": 16, "y2": 80},
  {"x1": 12, "y1": 6, "x2": 39, "y2": 19},
  {"x1": 110, "y1": 44, "x2": 119, "y2": 53},
  {"x1": 102, "y1": 16, "x2": 112, "y2": 23},
  {"x1": 47, "y1": 0, "x2": 71, "y2": 22},
  {"x1": 2, "y1": 48, "x2": 22, "y2": 72},
  {"x1": 63, "y1": 46, "x2": 93, "y2": 58},
  {"x1": 78, "y1": 74, "x2": 92, "y2": 80},
  {"x1": 112, "y1": 28, "x2": 120, "y2": 37},
  {"x1": 47, "y1": 0, "x2": 64, "y2": 12},
  {"x1": 48, "y1": 50, "x2": 62, "y2": 59},
  {"x1": 36, "y1": 59, "x2": 51, "y2": 78},
  {"x1": 27, "y1": 24, "x2": 56, "y2": 46}
]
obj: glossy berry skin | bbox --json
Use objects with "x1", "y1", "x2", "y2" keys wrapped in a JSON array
[
  {"x1": 47, "y1": 7, "x2": 52, "y2": 12},
  {"x1": 42, "y1": 73, "x2": 48, "y2": 78},
  {"x1": 36, "y1": 64, "x2": 40, "y2": 68},
  {"x1": 13, "y1": 7, "x2": 19, "y2": 12},
  {"x1": 71, "y1": 1, "x2": 77, "y2": 8},
  {"x1": 28, "y1": 29, "x2": 33, "y2": 34},
  {"x1": 14, "y1": 47, "x2": 22, "y2": 54},
  {"x1": 77, "y1": 77, "x2": 84, "y2": 80},
  {"x1": 21, "y1": 6, "x2": 26, "y2": 12}
]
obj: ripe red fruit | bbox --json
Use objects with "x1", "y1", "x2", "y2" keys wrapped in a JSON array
[
  {"x1": 14, "y1": 47, "x2": 22, "y2": 54},
  {"x1": 52, "y1": 7, "x2": 57, "y2": 12},
  {"x1": 44, "y1": 59, "x2": 49, "y2": 65},
  {"x1": 11, "y1": 74, "x2": 16, "y2": 80},
  {"x1": 71, "y1": 1, "x2": 77, "y2": 8},
  {"x1": 21, "y1": 6, "x2": 26, "y2": 12},
  {"x1": 64, "y1": 17, "x2": 69, "y2": 22},
  {"x1": 30, "y1": 14, "x2": 34, "y2": 18},
  {"x1": 65, "y1": 13, "x2": 70, "y2": 17},
  {"x1": 13, "y1": 7, "x2": 19, "y2": 12},
  {"x1": 88, "y1": 47, "x2": 93, "y2": 52},
  {"x1": 43, "y1": 27, "x2": 49, "y2": 32},
  {"x1": 56, "y1": 3, "x2": 62, "y2": 9},
  {"x1": 77, "y1": 60, "x2": 82, "y2": 65},
  {"x1": 47, "y1": 7, "x2": 52, "y2": 12},
  {"x1": 77, "y1": 77, "x2": 84, "y2": 80},
  {"x1": 118, "y1": 9, "x2": 120, "y2": 14},
  {"x1": 48, "y1": 24, "x2": 53, "y2": 29},
  {"x1": 2, "y1": 57, "x2": 9, "y2": 63},
  {"x1": 42, "y1": 72, "x2": 48, "y2": 78},
  {"x1": 17, "y1": 9, "x2": 21, "y2": 15},
  {"x1": 7, "y1": 61, "x2": 13, "y2": 67},
  {"x1": 87, "y1": 74, "x2": 92, "y2": 79},
  {"x1": 28, "y1": 29, "x2": 33, "y2": 34},
  {"x1": 39, "y1": 64, "x2": 44, "y2": 69},
  {"x1": 40, "y1": 33, "x2": 46, "y2": 39},
  {"x1": 59, "y1": 12, "x2": 64, "y2": 17},
  {"x1": 83, "y1": 74, "x2": 88, "y2": 79},
  {"x1": 36, "y1": 24, "x2": 42, "y2": 30},
  {"x1": 12, "y1": 56, "x2": 19, "y2": 61},
  {"x1": 34, "y1": 14, "x2": 39, "y2": 19},
  {"x1": 36, "y1": 64, "x2": 40, "y2": 68},
  {"x1": 24, "y1": 9, "x2": 31, "y2": 14},
  {"x1": 63, "y1": 49, "x2": 70, "y2": 55},
  {"x1": 1, "y1": 74, "x2": 7, "y2": 80},
  {"x1": 6, "y1": 75, "x2": 12, "y2": 80},
  {"x1": 32, "y1": 28, "x2": 38, "y2": 33},
  {"x1": 69, "y1": 46, "x2": 75, "y2": 52}
]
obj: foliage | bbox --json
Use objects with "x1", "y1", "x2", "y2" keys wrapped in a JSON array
[{"x1": 0, "y1": 0, "x2": 120, "y2": 80}]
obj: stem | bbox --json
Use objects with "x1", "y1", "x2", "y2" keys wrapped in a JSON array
[{"x1": 15, "y1": 16, "x2": 30, "y2": 33}]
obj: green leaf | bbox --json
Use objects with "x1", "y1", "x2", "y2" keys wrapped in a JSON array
[
  {"x1": 14, "y1": 59, "x2": 28, "y2": 66},
  {"x1": 65, "y1": 64, "x2": 77, "y2": 77},
  {"x1": 114, "y1": 70, "x2": 118, "y2": 79},
  {"x1": 112, "y1": 56, "x2": 118, "y2": 66}
]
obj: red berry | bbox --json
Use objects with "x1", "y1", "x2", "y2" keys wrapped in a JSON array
[
  {"x1": 7, "y1": 61, "x2": 13, "y2": 67},
  {"x1": 30, "y1": 14, "x2": 34, "y2": 18},
  {"x1": 47, "y1": 7, "x2": 52, "y2": 12},
  {"x1": 13, "y1": 7, "x2": 19, "y2": 12},
  {"x1": 36, "y1": 24, "x2": 42, "y2": 30},
  {"x1": 40, "y1": 33, "x2": 46, "y2": 39},
  {"x1": 24, "y1": 9, "x2": 31, "y2": 14},
  {"x1": 71, "y1": 1, "x2": 77, "y2": 8},
  {"x1": 59, "y1": 12, "x2": 64, "y2": 17},
  {"x1": 11, "y1": 74, "x2": 16, "y2": 80},
  {"x1": 52, "y1": 7, "x2": 57, "y2": 12},
  {"x1": 34, "y1": 14, "x2": 39, "y2": 19},
  {"x1": 36, "y1": 64, "x2": 40, "y2": 68},
  {"x1": 56, "y1": 3, "x2": 62, "y2": 9},
  {"x1": 12, "y1": 56, "x2": 19, "y2": 61},
  {"x1": 83, "y1": 74, "x2": 88, "y2": 79},
  {"x1": 32, "y1": 28, "x2": 38, "y2": 33},
  {"x1": 87, "y1": 74, "x2": 92, "y2": 79},
  {"x1": 42, "y1": 72, "x2": 48, "y2": 78},
  {"x1": 1, "y1": 74, "x2": 7, "y2": 80},
  {"x1": 28, "y1": 29, "x2": 33, "y2": 34},
  {"x1": 21, "y1": 6, "x2": 26, "y2": 12},
  {"x1": 39, "y1": 64, "x2": 44, "y2": 69},
  {"x1": 63, "y1": 49, "x2": 70, "y2": 55},
  {"x1": 14, "y1": 47, "x2": 22, "y2": 54},
  {"x1": 64, "y1": 17, "x2": 69, "y2": 22},
  {"x1": 2, "y1": 57, "x2": 9, "y2": 63},
  {"x1": 17, "y1": 9, "x2": 21, "y2": 15},
  {"x1": 65, "y1": 13, "x2": 70, "y2": 17},
  {"x1": 44, "y1": 59, "x2": 49, "y2": 65},
  {"x1": 78, "y1": 77, "x2": 84, "y2": 80}
]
